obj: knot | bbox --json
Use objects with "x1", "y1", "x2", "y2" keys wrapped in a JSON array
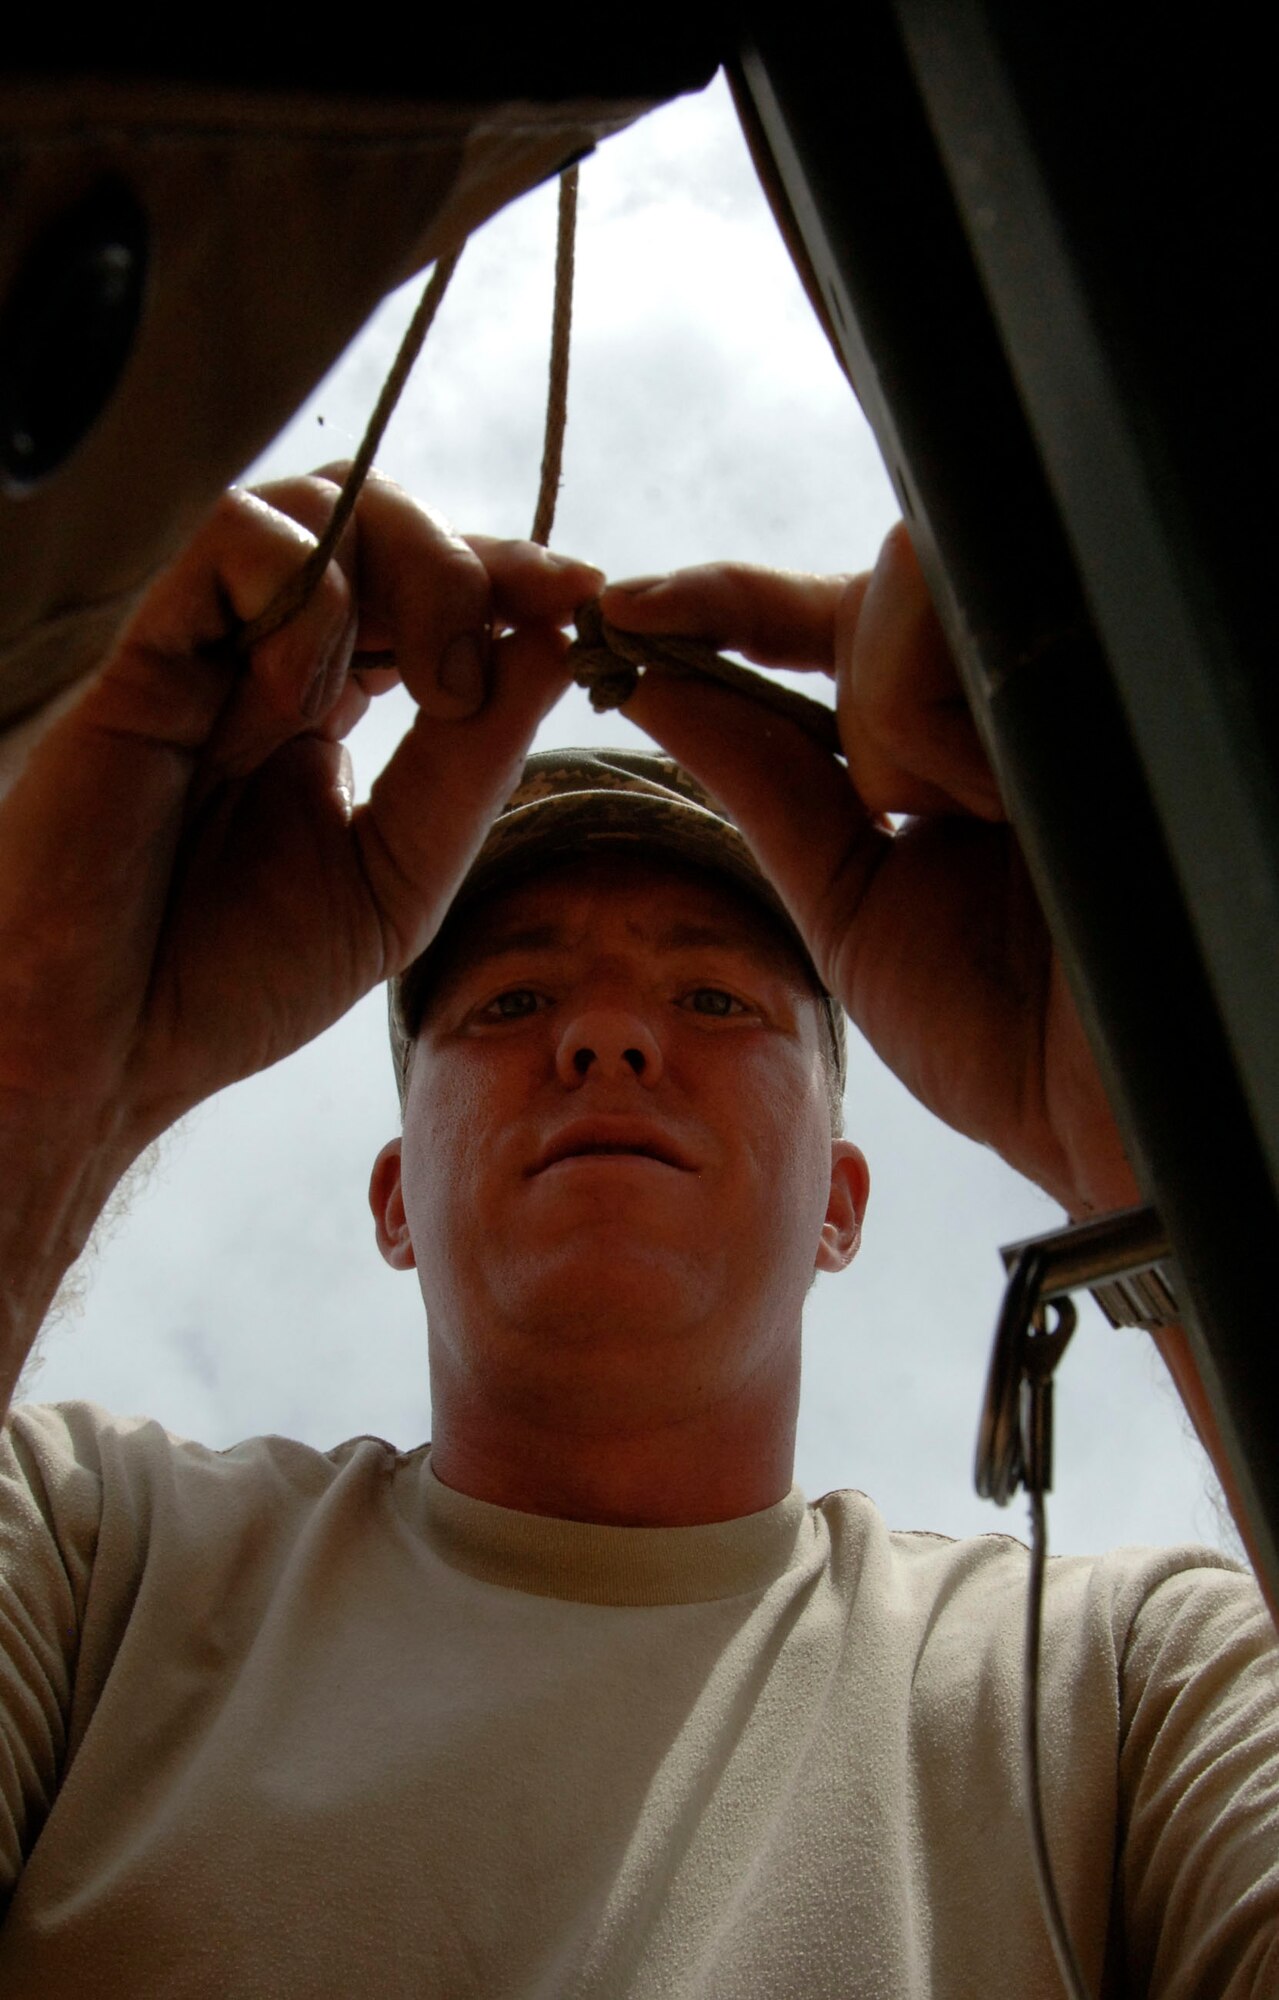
[
  {"x1": 569, "y1": 599, "x2": 643, "y2": 712},
  {"x1": 566, "y1": 597, "x2": 845, "y2": 759}
]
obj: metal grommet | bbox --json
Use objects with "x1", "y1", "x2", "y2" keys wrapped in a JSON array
[{"x1": 0, "y1": 179, "x2": 148, "y2": 490}]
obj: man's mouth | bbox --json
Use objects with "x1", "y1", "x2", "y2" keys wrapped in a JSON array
[{"x1": 530, "y1": 1121, "x2": 696, "y2": 1175}]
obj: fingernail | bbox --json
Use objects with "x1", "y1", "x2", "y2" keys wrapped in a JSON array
[
  {"x1": 439, "y1": 632, "x2": 487, "y2": 707},
  {"x1": 546, "y1": 552, "x2": 604, "y2": 584},
  {"x1": 608, "y1": 575, "x2": 664, "y2": 596},
  {"x1": 335, "y1": 744, "x2": 355, "y2": 814}
]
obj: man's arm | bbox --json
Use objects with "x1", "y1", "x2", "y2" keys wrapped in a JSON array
[
  {"x1": 602, "y1": 527, "x2": 1276, "y2": 1618},
  {"x1": 0, "y1": 470, "x2": 598, "y2": 1416},
  {"x1": 1117, "y1": 1561, "x2": 1279, "y2": 1994}
]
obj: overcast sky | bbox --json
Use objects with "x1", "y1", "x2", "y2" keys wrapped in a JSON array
[{"x1": 21, "y1": 73, "x2": 1231, "y2": 1559}]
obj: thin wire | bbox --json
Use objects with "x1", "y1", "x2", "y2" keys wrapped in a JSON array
[
  {"x1": 237, "y1": 244, "x2": 464, "y2": 652},
  {"x1": 1025, "y1": 1490, "x2": 1093, "y2": 2000},
  {"x1": 531, "y1": 165, "x2": 579, "y2": 547}
]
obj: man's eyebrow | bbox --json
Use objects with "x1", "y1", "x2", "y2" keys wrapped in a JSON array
[
  {"x1": 655, "y1": 920, "x2": 790, "y2": 960},
  {"x1": 655, "y1": 916, "x2": 795, "y2": 972},
  {"x1": 442, "y1": 915, "x2": 795, "y2": 981},
  {"x1": 421, "y1": 923, "x2": 569, "y2": 1020},
  {"x1": 449, "y1": 923, "x2": 569, "y2": 969},
  {"x1": 458, "y1": 921, "x2": 773, "y2": 962}
]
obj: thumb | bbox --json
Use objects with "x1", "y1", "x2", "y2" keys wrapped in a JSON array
[
  {"x1": 353, "y1": 626, "x2": 572, "y2": 973},
  {"x1": 619, "y1": 664, "x2": 886, "y2": 1002}
]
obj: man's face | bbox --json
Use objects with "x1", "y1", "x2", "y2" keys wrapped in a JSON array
[{"x1": 373, "y1": 850, "x2": 866, "y2": 1426}]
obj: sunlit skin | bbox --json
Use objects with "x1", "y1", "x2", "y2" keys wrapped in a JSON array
[{"x1": 369, "y1": 853, "x2": 868, "y2": 1526}]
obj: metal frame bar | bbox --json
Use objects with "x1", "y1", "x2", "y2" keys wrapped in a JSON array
[{"x1": 735, "y1": 6, "x2": 1279, "y2": 1602}]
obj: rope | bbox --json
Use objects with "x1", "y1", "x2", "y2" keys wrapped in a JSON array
[
  {"x1": 569, "y1": 599, "x2": 845, "y2": 760},
  {"x1": 531, "y1": 166, "x2": 579, "y2": 547},
  {"x1": 537, "y1": 180, "x2": 843, "y2": 756},
  {"x1": 232, "y1": 162, "x2": 844, "y2": 770},
  {"x1": 236, "y1": 244, "x2": 464, "y2": 652}
]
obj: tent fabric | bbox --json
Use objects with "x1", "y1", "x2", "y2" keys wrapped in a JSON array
[{"x1": 0, "y1": 73, "x2": 704, "y2": 759}]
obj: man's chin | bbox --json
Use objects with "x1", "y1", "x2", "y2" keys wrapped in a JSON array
[{"x1": 498, "y1": 1242, "x2": 718, "y2": 1343}]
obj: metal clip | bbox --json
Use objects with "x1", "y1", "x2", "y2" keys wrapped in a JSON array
[
  {"x1": 975, "y1": 1205, "x2": 1170, "y2": 1506},
  {"x1": 973, "y1": 1206, "x2": 1171, "y2": 2000}
]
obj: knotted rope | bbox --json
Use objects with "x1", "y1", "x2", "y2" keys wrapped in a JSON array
[
  {"x1": 234, "y1": 161, "x2": 843, "y2": 765},
  {"x1": 567, "y1": 600, "x2": 843, "y2": 759}
]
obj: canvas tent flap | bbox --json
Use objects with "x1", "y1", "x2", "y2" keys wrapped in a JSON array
[{"x1": 0, "y1": 71, "x2": 709, "y2": 758}]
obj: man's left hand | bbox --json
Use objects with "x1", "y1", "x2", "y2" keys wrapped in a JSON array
[{"x1": 601, "y1": 524, "x2": 1136, "y2": 1220}]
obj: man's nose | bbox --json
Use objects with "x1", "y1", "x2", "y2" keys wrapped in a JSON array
[{"x1": 555, "y1": 1008, "x2": 664, "y2": 1088}]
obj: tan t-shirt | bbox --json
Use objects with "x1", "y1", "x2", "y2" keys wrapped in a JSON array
[{"x1": 1, "y1": 1401, "x2": 1276, "y2": 1997}]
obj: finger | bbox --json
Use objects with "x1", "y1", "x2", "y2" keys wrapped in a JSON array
[
  {"x1": 331, "y1": 473, "x2": 506, "y2": 721},
  {"x1": 94, "y1": 487, "x2": 354, "y2": 758},
  {"x1": 840, "y1": 524, "x2": 1003, "y2": 822},
  {"x1": 465, "y1": 536, "x2": 604, "y2": 628},
  {"x1": 349, "y1": 660, "x2": 401, "y2": 699},
  {"x1": 316, "y1": 679, "x2": 372, "y2": 744},
  {"x1": 200, "y1": 510, "x2": 359, "y2": 779},
  {"x1": 619, "y1": 663, "x2": 888, "y2": 1011},
  {"x1": 352, "y1": 627, "x2": 573, "y2": 973},
  {"x1": 256, "y1": 470, "x2": 495, "y2": 723},
  {"x1": 241, "y1": 473, "x2": 601, "y2": 736},
  {"x1": 600, "y1": 563, "x2": 852, "y2": 674}
]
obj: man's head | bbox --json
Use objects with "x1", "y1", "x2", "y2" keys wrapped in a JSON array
[
  {"x1": 368, "y1": 750, "x2": 868, "y2": 1523},
  {"x1": 388, "y1": 750, "x2": 848, "y2": 1129}
]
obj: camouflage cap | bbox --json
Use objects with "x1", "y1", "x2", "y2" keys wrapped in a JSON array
[{"x1": 388, "y1": 747, "x2": 847, "y2": 1101}]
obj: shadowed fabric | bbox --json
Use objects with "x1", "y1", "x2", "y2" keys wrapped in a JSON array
[{"x1": 0, "y1": 75, "x2": 686, "y2": 762}]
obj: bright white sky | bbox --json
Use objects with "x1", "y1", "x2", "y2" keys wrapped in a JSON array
[{"x1": 23, "y1": 73, "x2": 1229, "y2": 1558}]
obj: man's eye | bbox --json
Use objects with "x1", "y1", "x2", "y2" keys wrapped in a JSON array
[
  {"x1": 684, "y1": 987, "x2": 748, "y2": 1018},
  {"x1": 481, "y1": 988, "x2": 544, "y2": 1021}
]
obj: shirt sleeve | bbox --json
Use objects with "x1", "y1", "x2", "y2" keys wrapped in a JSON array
[
  {"x1": 0, "y1": 1405, "x2": 107, "y2": 1898},
  {"x1": 1119, "y1": 1560, "x2": 1279, "y2": 1998}
]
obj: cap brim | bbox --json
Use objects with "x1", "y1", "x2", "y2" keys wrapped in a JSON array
[{"x1": 388, "y1": 760, "x2": 846, "y2": 1102}]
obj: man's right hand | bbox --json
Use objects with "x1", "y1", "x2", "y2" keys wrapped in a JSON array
[{"x1": 0, "y1": 471, "x2": 596, "y2": 1394}]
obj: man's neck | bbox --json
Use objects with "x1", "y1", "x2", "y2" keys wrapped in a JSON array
[{"x1": 425, "y1": 1349, "x2": 799, "y2": 1527}]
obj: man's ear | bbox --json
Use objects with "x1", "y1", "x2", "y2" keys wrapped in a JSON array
[
  {"x1": 368, "y1": 1138, "x2": 417, "y2": 1271},
  {"x1": 815, "y1": 1139, "x2": 870, "y2": 1274}
]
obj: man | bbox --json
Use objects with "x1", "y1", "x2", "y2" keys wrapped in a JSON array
[
  {"x1": 0, "y1": 471, "x2": 1275, "y2": 1993},
  {"x1": 374, "y1": 747, "x2": 865, "y2": 1531}
]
